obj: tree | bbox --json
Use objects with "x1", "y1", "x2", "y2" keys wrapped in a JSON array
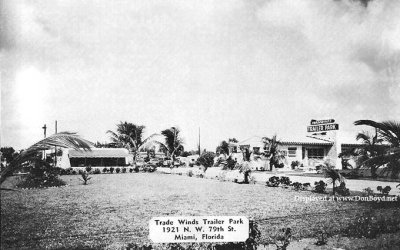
[
  {"x1": 196, "y1": 151, "x2": 216, "y2": 171},
  {"x1": 1, "y1": 147, "x2": 19, "y2": 164},
  {"x1": 262, "y1": 135, "x2": 285, "y2": 171},
  {"x1": 323, "y1": 161, "x2": 345, "y2": 195},
  {"x1": 107, "y1": 121, "x2": 155, "y2": 161},
  {"x1": 344, "y1": 131, "x2": 385, "y2": 178},
  {"x1": 0, "y1": 132, "x2": 93, "y2": 185},
  {"x1": 216, "y1": 140, "x2": 229, "y2": 155},
  {"x1": 160, "y1": 127, "x2": 184, "y2": 163},
  {"x1": 228, "y1": 138, "x2": 239, "y2": 143},
  {"x1": 354, "y1": 120, "x2": 400, "y2": 179}
]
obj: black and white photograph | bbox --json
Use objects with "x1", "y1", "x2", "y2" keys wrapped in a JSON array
[{"x1": 1, "y1": 0, "x2": 400, "y2": 249}]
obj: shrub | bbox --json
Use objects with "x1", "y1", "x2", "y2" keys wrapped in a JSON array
[
  {"x1": 266, "y1": 176, "x2": 280, "y2": 187},
  {"x1": 85, "y1": 165, "x2": 92, "y2": 173},
  {"x1": 116, "y1": 167, "x2": 121, "y2": 173},
  {"x1": 129, "y1": 168, "x2": 133, "y2": 173},
  {"x1": 268, "y1": 227, "x2": 292, "y2": 250},
  {"x1": 377, "y1": 186, "x2": 391, "y2": 195},
  {"x1": 109, "y1": 167, "x2": 115, "y2": 173},
  {"x1": 122, "y1": 167, "x2": 127, "y2": 173},
  {"x1": 280, "y1": 176, "x2": 291, "y2": 186},
  {"x1": 134, "y1": 165, "x2": 140, "y2": 173},
  {"x1": 314, "y1": 180, "x2": 327, "y2": 193},
  {"x1": 79, "y1": 171, "x2": 91, "y2": 185},
  {"x1": 302, "y1": 183, "x2": 311, "y2": 190},
  {"x1": 187, "y1": 170, "x2": 193, "y2": 177},
  {"x1": 335, "y1": 182, "x2": 350, "y2": 196},
  {"x1": 93, "y1": 168, "x2": 101, "y2": 174},
  {"x1": 71, "y1": 170, "x2": 77, "y2": 175},
  {"x1": 276, "y1": 163, "x2": 285, "y2": 168},
  {"x1": 362, "y1": 187, "x2": 374, "y2": 196},
  {"x1": 65, "y1": 167, "x2": 73, "y2": 175},
  {"x1": 102, "y1": 167, "x2": 108, "y2": 173},
  {"x1": 291, "y1": 161, "x2": 300, "y2": 169},
  {"x1": 196, "y1": 151, "x2": 216, "y2": 170},
  {"x1": 78, "y1": 169, "x2": 84, "y2": 175},
  {"x1": 17, "y1": 160, "x2": 66, "y2": 189},
  {"x1": 292, "y1": 182, "x2": 302, "y2": 191}
]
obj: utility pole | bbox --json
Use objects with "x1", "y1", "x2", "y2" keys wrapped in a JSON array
[
  {"x1": 198, "y1": 127, "x2": 201, "y2": 155},
  {"x1": 42, "y1": 124, "x2": 47, "y2": 160},
  {"x1": 54, "y1": 120, "x2": 58, "y2": 167}
]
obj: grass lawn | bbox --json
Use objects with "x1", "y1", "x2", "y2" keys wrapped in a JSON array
[{"x1": 1, "y1": 173, "x2": 399, "y2": 249}]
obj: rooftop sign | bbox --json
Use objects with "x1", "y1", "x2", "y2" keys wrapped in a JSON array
[
  {"x1": 307, "y1": 124, "x2": 339, "y2": 133},
  {"x1": 310, "y1": 119, "x2": 335, "y2": 125}
]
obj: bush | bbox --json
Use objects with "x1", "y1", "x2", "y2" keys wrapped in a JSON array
[
  {"x1": 362, "y1": 187, "x2": 374, "y2": 196},
  {"x1": 109, "y1": 167, "x2": 115, "y2": 173},
  {"x1": 196, "y1": 152, "x2": 216, "y2": 170},
  {"x1": 102, "y1": 167, "x2": 108, "y2": 173},
  {"x1": 314, "y1": 180, "x2": 327, "y2": 193},
  {"x1": 302, "y1": 183, "x2": 311, "y2": 190},
  {"x1": 65, "y1": 167, "x2": 73, "y2": 175},
  {"x1": 335, "y1": 182, "x2": 350, "y2": 196},
  {"x1": 292, "y1": 182, "x2": 302, "y2": 191},
  {"x1": 280, "y1": 176, "x2": 291, "y2": 186},
  {"x1": 79, "y1": 171, "x2": 91, "y2": 185},
  {"x1": 17, "y1": 160, "x2": 66, "y2": 189},
  {"x1": 93, "y1": 168, "x2": 101, "y2": 174},
  {"x1": 85, "y1": 166, "x2": 92, "y2": 173},
  {"x1": 266, "y1": 176, "x2": 280, "y2": 187},
  {"x1": 134, "y1": 165, "x2": 140, "y2": 173},
  {"x1": 60, "y1": 168, "x2": 67, "y2": 175},
  {"x1": 129, "y1": 168, "x2": 134, "y2": 173},
  {"x1": 122, "y1": 167, "x2": 127, "y2": 173},
  {"x1": 187, "y1": 170, "x2": 193, "y2": 177},
  {"x1": 71, "y1": 170, "x2": 77, "y2": 175},
  {"x1": 377, "y1": 186, "x2": 391, "y2": 195},
  {"x1": 291, "y1": 161, "x2": 300, "y2": 169},
  {"x1": 116, "y1": 167, "x2": 121, "y2": 173}
]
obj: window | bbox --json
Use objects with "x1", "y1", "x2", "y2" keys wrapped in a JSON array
[
  {"x1": 307, "y1": 148, "x2": 324, "y2": 159},
  {"x1": 288, "y1": 147, "x2": 297, "y2": 157}
]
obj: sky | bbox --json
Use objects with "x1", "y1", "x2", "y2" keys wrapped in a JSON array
[{"x1": 1, "y1": 0, "x2": 399, "y2": 151}]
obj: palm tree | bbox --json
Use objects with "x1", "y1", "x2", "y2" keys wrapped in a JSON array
[
  {"x1": 354, "y1": 131, "x2": 384, "y2": 178},
  {"x1": 323, "y1": 160, "x2": 345, "y2": 195},
  {"x1": 160, "y1": 127, "x2": 184, "y2": 163},
  {"x1": 262, "y1": 135, "x2": 285, "y2": 171},
  {"x1": 354, "y1": 120, "x2": 400, "y2": 179},
  {"x1": 107, "y1": 122, "x2": 155, "y2": 161},
  {"x1": 0, "y1": 132, "x2": 93, "y2": 184}
]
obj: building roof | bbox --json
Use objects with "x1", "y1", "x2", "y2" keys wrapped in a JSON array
[
  {"x1": 238, "y1": 135, "x2": 363, "y2": 147},
  {"x1": 68, "y1": 148, "x2": 130, "y2": 158}
]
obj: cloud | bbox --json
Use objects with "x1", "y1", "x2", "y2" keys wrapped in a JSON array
[{"x1": 1, "y1": 0, "x2": 399, "y2": 150}]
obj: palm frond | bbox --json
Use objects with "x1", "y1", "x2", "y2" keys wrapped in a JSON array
[{"x1": 0, "y1": 132, "x2": 93, "y2": 184}]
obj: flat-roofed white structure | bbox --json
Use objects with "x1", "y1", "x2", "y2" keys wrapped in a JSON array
[
  {"x1": 59, "y1": 148, "x2": 132, "y2": 169},
  {"x1": 235, "y1": 136, "x2": 361, "y2": 170}
]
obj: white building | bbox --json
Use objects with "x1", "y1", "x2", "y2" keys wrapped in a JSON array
[
  {"x1": 58, "y1": 148, "x2": 132, "y2": 169},
  {"x1": 234, "y1": 136, "x2": 361, "y2": 170}
]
